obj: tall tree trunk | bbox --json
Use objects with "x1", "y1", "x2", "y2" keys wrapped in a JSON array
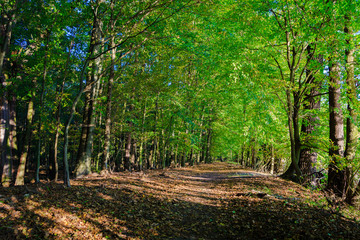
[
  {"x1": 15, "y1": 94, "x2": 35, "y2": 186},
  {"x1": 281, "y1": 89, "x2": 302, "y2": 179},
  {"x1": 138, "y1": 102, "x2": 146, "y2": 170},
  {"x1": 0, "y1": 0, "x2": 17, "y2": 76},
  {"x1": 270, "y1": 144, "x2": 275, "y2": 175},
  {"x1": 344, "y1": 14, "x2": 358, "y2": 203},
  {"x1": 1, "y1": 80, "x2": 10, "y2": 186},
  {"x1": 205, "y1": 120, "x2": 212, "y2": 164},
  {"x1": 102, "y1": 33, "x2": 115, "y2": 171},
  {"x1": 36, "y1": 33, "x2": 48, "y2": 183},
  {"x1": 0, "y1": 0, "x2": 17, "y2": 186},
  {"x1": 327, "y1": 61, "x2": 346, "y2": 197},
  {"x1": 9, "y1": 93, "x2": 17, "y2": 183},
  {"x1": 299, "y1": 88, "x2": 320, "y2": 183},
  {"x1": 124, "y1": 131, "x2": 132, "y2": 171},
  {"x1": 102, "y1": 0, "x2": 116, "y2": 171},
  {"x1": 299, "y1": 46, "x2": 321, "y2": 184},
  {"x1": 75, "y1": 5, "x2": 103, "y2": 178}
]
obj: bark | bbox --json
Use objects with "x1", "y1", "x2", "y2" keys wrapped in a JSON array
[
  {"x1": 124, "y1": 95, "x2": 135, "y2": 171},
  {"x1": 102, "y1": 18, "x2": 115, "y2": 171},
  {"x1": 327, "y1": 61, "x2": 346, "y2": 197},
  {"x1": 124, "y1": 131, "x2": 132, "y2": 171},
  {"x1": 270, "y1": 144, "x2": 274, "y2": 175},
  {"x1": 75, "y1": 4, "x2": 103, "y2": 178},
  {"x1": 36, "y1": 33, "x2": 48, "y2": 182},
  {"x1": 1, "y1": 79, "x2": 10, "y2": 186},
  {"x1": 0, "y1": 0, "x2": 17, "y2": 76},
  {"x1": 0, "y1": 0, "x2": 17, "y2": 186},
  {"x1": 76, "y1": 88, "x2": 91, "y2": 164},
  {"x1": 205, "y1": 113, "x2": 212, "y2": 164},
  {"x1": 62, "y1": 1, "x2": 104, "y2": 184},
  {"x1": 299, "y1": 87, "x2": 320, "y2": 183},
  {"x1": 138, "y1": 103, "x2": 146, "y2": 170},
  {"x1": 9, "y1": 93, "x2": 17, "y2": 182},
  {"x1": 15, "y1": 94, "x2": 35, "y2": 186},
  {"x1": 299, "y1": 46, "x2": 321, "y2": 184},
  {"x1": 344, "y1": 15, "x2": 358, "y2": 203},
  {"x1": 281, "y1": 89, "x2": 302, "y2": 179},
  {"x1": 62, "y1": 65, "x2": 91, "y2": 186}
]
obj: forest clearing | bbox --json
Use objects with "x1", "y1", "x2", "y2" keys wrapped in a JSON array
[{"x1": 1, "y1": 162, "x2": 360, "y2": 239}]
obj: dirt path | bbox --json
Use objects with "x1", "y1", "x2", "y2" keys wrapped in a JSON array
[{"x1": 1, "y1": 162, "x2": 360, "y2": 239}]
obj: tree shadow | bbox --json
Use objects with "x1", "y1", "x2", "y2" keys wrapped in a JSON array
[{"x1": 1, "y1": 168, "x2": 360, "y2": 239}]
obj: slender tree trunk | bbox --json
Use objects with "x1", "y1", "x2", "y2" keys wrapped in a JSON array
[
  {"x1": 138, "y1": 103, "x2": 146, "y2": 170},
  {"x1": 1, "y1": 81, "x2": 10, "y2": 186},
  {"x1": 51, "y1": 37, "x2": 72, "y2": 181},
  {"x1": 62, "y1": 61, "x2": 91, "y2": 186},
  {"x1": 124, "y1": 131, "x2": 132, "y2": 171},
  {"x1": 102, "y1": 25, "x2": 115, "y2": 171},
  {"x1": 36, "y1": 34, "x2": 48, "y2": 182},
  {"x1": 270, "y1": 144, "x2": 275, "y2": 174},
  {"x1": 205, "y1": 116, "x2": 212, "y2": 164},
  {"x1": 281, "y1": 88, "x2": 302, "y2": 179}
]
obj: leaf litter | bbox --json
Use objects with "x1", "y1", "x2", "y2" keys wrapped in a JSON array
[{"x1": 1, "y1": 162, "x2": 360, "y2": 239}]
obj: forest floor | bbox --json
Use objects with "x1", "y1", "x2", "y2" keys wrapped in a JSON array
[{"x1": 1, "y1": 162, "x2": 360, "y2": 240}]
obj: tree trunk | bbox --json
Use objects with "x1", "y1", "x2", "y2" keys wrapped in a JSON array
[
  {"x1": 36, "y1": 34, "x2": 48, "y2": 182},
  {"x1": 1, "y1": 80, "x2": 10, "y2": 186},
  {"x1": 344, "y1": 15, "x2": 358, "y2": 203},
  {"x1": 0, "y1": 0, "x2": 17, "y2": 186},
  {"x1": 124, "y1": 131, "x2": 132, "y2": 171},
  {"x1": 15, "y1": 95, "x2": 35, "y2": 186},
  {"x1": 299, "y1": 87, "x2": 320, "y2": 183},
  {"x1": 75, "y1": 5, "x2": 103, "y2": 178},
  {"x1": 205, "y1": 116, "x2": 212, "y2": 164},
  {"x1": 138, "y1": 103, "x2": 146, "y2": 170},
  {"x1": 0, "y1": 1, "x2": 17, "y2": 76},
  {"x1": 281, "y1": 89, "x2": 302, "y2": 179},
  {"x1": 102, "y1": 20, "x2": 115, "y2": 171},
  {"x1": 299, "y1": 46, "x2": 321, "y2": 185},
  {"x1": 270, "y1": 144, "x2": 275, "y2": 174},
  {"x1": 327, "y1": 61, "x2": 346, "y2": 197}
]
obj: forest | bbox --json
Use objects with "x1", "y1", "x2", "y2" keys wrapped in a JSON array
[{"x1": 1, "y1": 0, "x2": 360, "y2": 238}]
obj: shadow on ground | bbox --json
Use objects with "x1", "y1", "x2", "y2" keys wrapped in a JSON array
[{"x1": 1, "y1": 162, "x2": 360, "y2": 239}]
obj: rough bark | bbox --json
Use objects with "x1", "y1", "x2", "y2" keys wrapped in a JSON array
[
  {"x1": 299, "y1": 46, "x2": 321, "y2": 184},
  {"x1": 0, "y1": 0, "x2": 17, "y2": 76},
  {"x1": 103, "y1": 1, "x2": 116, "y2": 171},
  {"x1": 299, "y1": 87, "x2": 320, "y2": 183},
  {"x1": 344, "y1": 15, "x2": 358, "y2": 202},
  {"x1": 0, "y1": 0, "x2": 17, "y2": 186},
  {"x1": 281, "y1": 89, "x2": 302, "y2": 179},
  {"x1": 1, "y1": 79, "x2": 10, "y2": 186},
  {"x1": 327, "y1": 61, "x2": 346, "y2": 197},
  {"x1": 15, "y1": 94, "x2": 35, "y2": 186},
  {"x1": 75, "y1": 4, "x2": 103, "y2": 178}
]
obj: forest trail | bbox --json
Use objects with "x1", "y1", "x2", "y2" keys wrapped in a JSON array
[{"x1": 1, "y1": 162, "x2": 360, "y2": 239}]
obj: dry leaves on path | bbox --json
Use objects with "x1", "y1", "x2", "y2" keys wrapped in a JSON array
[{"x1": 1, "y1": 162, "x2": 360, "y2": 239}]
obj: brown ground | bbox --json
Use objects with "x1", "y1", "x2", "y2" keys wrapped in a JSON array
[{"x1": 1, "y1": 162, "x2": 360, "y2": 239}]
